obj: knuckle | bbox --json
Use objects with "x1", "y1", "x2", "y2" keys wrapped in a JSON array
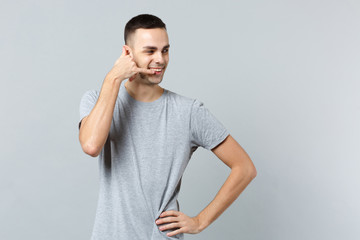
[{"x1": 167, "y1": 217, "x2": 173, "y2": 222}]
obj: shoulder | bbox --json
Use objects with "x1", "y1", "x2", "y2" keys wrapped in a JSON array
[
  {"x1": 81, "y1": 89, "x2": 99, "y2": 98},
  {"x1": 79, "y1": 90, "x2": 100, "y2": 108},
  {"x1": 164, "y1": 89, "x2": 208, "y2": 116},
  {"x1": 80, "y1": 89, "x2": 100, "y2": 103},
  {"x1": 165, "y1": 89, "x2": 199, "y2": 108}
]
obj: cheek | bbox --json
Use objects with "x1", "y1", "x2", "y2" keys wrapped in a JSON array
[
  {"x1": 136, "y1": 57, "x2": 152, "y2": 67},
  {"x1": 132, "y1": 53, "x2": 148, "y2": 65}
]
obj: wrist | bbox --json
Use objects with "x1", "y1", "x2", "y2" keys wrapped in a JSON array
[
  {"x1": 195, "y1": 214, "x2": 209, "y2": 232},
  {"x1": 105, "y1": 72, "x2": 124, "y2": 84}
]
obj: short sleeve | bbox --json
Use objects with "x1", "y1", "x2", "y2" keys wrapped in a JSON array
[
  {"x1": 190, "y1": 99, "x2": 230, "y2": 150},
  {"x1": 78, "y1": 90, "x2": 99, "y2": 129}
]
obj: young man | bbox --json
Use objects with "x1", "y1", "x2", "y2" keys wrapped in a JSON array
[{"x1": 79, "y1": 14, "x2": 257, "y2": 240}]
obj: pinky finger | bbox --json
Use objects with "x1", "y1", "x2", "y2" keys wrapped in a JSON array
[
  {"x1": 129, "y1": 75, "x2": 136, "y2": 82},
  {"x1": 167, "y1": 228, "x2": 183, "y2": 237}
]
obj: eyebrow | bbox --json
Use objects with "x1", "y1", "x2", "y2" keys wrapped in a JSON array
[{"x1": 142, "y1": 44, "x2": 170, "y2": 50}]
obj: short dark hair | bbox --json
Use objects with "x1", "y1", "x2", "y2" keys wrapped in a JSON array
[{"x1": 124, "y1": 14, "x2": 166, "y2": 44}]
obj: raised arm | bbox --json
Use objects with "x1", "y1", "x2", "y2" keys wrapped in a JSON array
[{"x1": 79, "y1": 46, "x2": 154, "y2": 157}]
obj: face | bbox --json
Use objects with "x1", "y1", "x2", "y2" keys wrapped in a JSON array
[{"x1": 127, "y1": 28, "x2": 170, "y2": 85}]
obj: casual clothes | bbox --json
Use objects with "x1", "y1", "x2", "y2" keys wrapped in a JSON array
[{"x1": 79, "y1": 82, "x2": 229, "y2": 239}]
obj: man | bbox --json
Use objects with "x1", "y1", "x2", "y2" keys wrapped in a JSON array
[{"x1": 79, "y1": 14, "x2": 257, "y2": 240}]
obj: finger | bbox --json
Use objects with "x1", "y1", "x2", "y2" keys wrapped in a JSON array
[
  {"x1": 160, "y1": 210, "x2": 179, "y2": 217},
  {"x1": 129, "y1": 74, "x2": 136, "y2": 82},
  {"x1": 156, "y1": 216, "x2": 178, "y2": 224},
  {"x1": 136, "y1": 67, "x2": 155, "y2": 75},
  {"x1": 159, "y1": 222, "x2": 180, "y2": 231},
  {"x1": 166, "y1": 228, "x2": 183, "y2": 237}
]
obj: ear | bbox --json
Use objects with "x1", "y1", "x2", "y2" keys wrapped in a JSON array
[{"x1": 123, "y1": 45, "x2": 133, "y2": 58}]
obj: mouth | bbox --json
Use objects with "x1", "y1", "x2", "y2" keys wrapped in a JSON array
[{"x1": 149, "y1": 67, "x2": 164, "y2": 75}]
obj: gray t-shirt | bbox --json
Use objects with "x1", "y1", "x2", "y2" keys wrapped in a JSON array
[{"x1": 79, "y1": 82, "x2": 229, "y2": 240}]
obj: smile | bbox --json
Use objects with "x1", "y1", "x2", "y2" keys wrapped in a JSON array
[
  {"x1": 149, "y1": 67, "x2": 164, "y2": 75},
  {"x1": 150, "y1": 68, "x2": 163, "y2": 72}
]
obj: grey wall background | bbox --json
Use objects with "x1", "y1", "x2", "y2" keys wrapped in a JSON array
[{"x1": 1, "y1": 0, "x2": 359, "y2": 239}]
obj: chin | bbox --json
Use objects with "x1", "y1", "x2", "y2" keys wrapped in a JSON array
[
  {"x1": 149, "y1": 79, "x2": 163, "y2": 85},
  {"x1": 148, "y1": 76, "x2": 164, "y2": 84}
]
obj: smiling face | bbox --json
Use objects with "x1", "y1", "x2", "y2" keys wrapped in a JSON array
[{"x1": 127, "y1": 28, "x2": 170, "y2": 85}]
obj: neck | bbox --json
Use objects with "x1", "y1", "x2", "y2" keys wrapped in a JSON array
[{"x1": 124, "y1": 80, "x2": 164, "y2": 102}]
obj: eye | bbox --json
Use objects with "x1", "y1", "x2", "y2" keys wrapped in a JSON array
[
  {"x1": 162, "y1": 49, "x2": 169, "y2": 53},
  {"x1": 147, "y1": 50, "x2": 154, "y2": 54}
]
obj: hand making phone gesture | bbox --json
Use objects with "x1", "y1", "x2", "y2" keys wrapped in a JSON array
[{"x1": 108, "y1": 46, "x2": 155, "y2": 82}]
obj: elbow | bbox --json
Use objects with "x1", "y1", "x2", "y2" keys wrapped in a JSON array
[
  {"x1": 246, "y1": 161, "x2": 257, "y2": 179},
  {"x1": 85, "y1": 148, "x2": 101, "y2": 158},
  {"x1": 246, "y1": 159, "x2": 257, "y2": 179},
  {"x1": 233, "y1": 164, "x2": 257, "y2": 180},
  {"x1": 81, "y1": 142, "x2": 101, "y2": 157},
  {"x1": 243, "y1": 166, "x2": 257, "y2": 180},
  {"x1": 250, "y1": 166, "x2": 257, "y2": 179},
  {"x1": 79, "y1": 132, "x2": 102, "y2": 157}
]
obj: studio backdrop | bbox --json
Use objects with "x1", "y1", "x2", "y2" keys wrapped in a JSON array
[{"x1": 0, "y1": 0, "x2": 359, "y2": 239}]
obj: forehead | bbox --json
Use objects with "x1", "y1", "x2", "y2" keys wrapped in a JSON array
[{"x1": 130, "y1": 28, "x2": 169, "y2": 49}]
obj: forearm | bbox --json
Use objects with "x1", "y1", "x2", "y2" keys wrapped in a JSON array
[
  {"x1": 79, "y1": 73, "x2": 122, "y2": 156},
  {"x1": 196, "y1": 166, "x2": 256, "y2": 231}
]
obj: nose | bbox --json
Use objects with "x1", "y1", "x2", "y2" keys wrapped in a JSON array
[{"x1": 154, "y1": 51, "x2": 165, "y2": 65}]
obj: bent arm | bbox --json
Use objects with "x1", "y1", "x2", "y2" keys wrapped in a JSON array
[
  {"x1": 79, "y1": 46, "x2": 155, "y2": 157},
  {"x1": 195, "y1": 134, "x2": 257, "y2": 231},
  {"x1": 79, "y1": 74, "x2": 122, "y2": 157}
]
